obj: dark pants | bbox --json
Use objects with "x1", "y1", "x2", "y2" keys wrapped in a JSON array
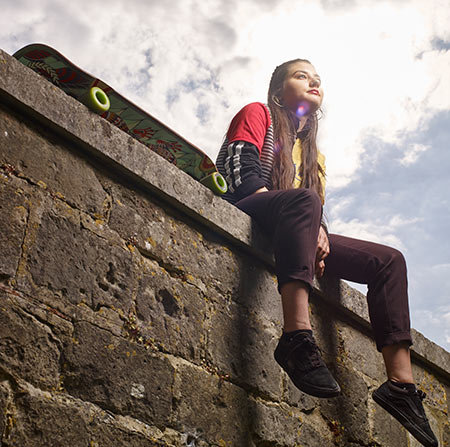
[{"x1": 236, "y1": 188, "x2": 412, "y2": 352}]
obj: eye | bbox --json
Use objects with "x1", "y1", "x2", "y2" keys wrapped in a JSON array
[{"x1": 296, "y1": 73, "x2": 307, "y2": 79}]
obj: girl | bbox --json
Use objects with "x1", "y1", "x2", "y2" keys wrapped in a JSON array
[{"x1": 216, "y1": 59, "x2": 438, "y2": 447}]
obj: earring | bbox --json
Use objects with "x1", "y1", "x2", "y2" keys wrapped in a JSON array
[{"x1": 272, "y1": 95, "x2": 283, "y2": 107}]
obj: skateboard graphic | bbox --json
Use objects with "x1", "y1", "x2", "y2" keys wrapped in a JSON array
[{"x1": 13, "y1": 43, "x2": 227, "y2": 195}]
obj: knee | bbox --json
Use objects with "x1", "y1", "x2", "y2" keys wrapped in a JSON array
[
  {"x1": 290, "y1": 188, "x2": 322, "y2": 211},
  {"x1": 388, "y1": 247, "x2": 406, "y2": 266},
  {"x1": 379, "y1": 247, "x2": 407, "y2": 275}
]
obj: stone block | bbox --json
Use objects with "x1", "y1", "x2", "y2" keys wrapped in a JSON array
[
  {"x1": 6, "y1": 387, "x2": 171, "y2": 447},
  {"x1": 319, "y1": 365, "x2": 372, "y2": 445},
  {"x1": 0, "y1": 103, "x2": 107, "y2": 217},
  {"x1": 0, "y1": 381, "x2": 10, "y2": 436},
  {"x1": 317, "y1": 276, "x2": 371, "y2": 324},
  {"x1": 107, "y1": 182, "x2": 244, "y2": 297},
  {"x1": 233, "y1": 261, "x2": 282, "y2": 326},
  {"x1": 333, "y1": 320, "x2": 386, "y2": 383},
  {"x1": 411, "y1": 329, "x2": 450, "y2": 380},
  {"x1": 250, "y1": 397, "x2": 334, "y2": 447},
  {"x1": 0, "y1": 290, "x2": 61, "y2": 390},
  {"x1": 0, "y1": 175, "x2": 28, "y2": 280},
  {"x1": 206, "y1": 298, "x2": 282, "y2": 400},
  {"x1": 23, "y1": 198, "x2": 136, "y2": 314},
  {"x1": 443, "y1": 418, "x2": 449, "y2": 447},
  {"x1": 283, "y1": 376, "x2": 319, "y2": 411},
  {"x1": 62, "y1": 321, "x2": 174, "y2": 427},
  {"x1": 172, "y1": 360, "x2": 250, "y2": 446},
  {"x1": 8, "y1": 392, "x2": 90, "y2": 447},
  {"x1": 412, "y1": 364, "x2": 448, "y2": 414},
  {"x1": 135, "y1": 259, "x2": 207, "y2": 363}
]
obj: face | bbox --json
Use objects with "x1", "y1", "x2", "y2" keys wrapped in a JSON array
[{"x1": 280, "y1": 61, "x2": 323, "y2": 117}]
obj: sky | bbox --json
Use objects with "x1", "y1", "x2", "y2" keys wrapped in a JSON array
[{"x1": 1, "y1": 0, "x2": 449, "y2": 352}]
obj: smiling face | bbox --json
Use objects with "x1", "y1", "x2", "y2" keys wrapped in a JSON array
[{"x1": 280, "y1": 61, "x2": 323, "y2": 116}]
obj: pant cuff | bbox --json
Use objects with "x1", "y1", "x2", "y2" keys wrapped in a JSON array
[{"x1": 376, "y1": 331, "x2": 413, "y2": 352}]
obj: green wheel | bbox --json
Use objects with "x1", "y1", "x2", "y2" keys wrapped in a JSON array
[
  {"x1": 80, "y1": 86, "x2": 110, "y2": 114},
  {"x1": 200, "y1": 172, "x2": 228, "y2": 195}
]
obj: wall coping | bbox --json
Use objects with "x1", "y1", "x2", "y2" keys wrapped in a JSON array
[{"x1": 1, "y1": 48, "x2": 449, "y2": 382}]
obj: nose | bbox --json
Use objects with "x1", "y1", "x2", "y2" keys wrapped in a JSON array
[{"x1": 310, "y1": 77, "x2": 320, "y2": 88}]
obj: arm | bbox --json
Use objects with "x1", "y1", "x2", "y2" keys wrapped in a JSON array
[
  {"x1": 220, "y1": 103, "x2": 271, "y2": 201},
  {"x1": 222, "y1": 140, "x2": 267, "y2": 201}
]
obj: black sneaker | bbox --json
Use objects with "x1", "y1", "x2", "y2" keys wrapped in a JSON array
[
  {"x1": 274, "y1": 331, "x2": 341, "y2": 398},
  {"x1": 372, "y1": 381, "x2": 438, "y2": 447}
]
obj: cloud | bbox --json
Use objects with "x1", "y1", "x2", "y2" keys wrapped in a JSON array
[
  {"x1": 398, "y1": 143, "x2": 430, "y2": 166},
  {"x1": 327, "y1": 215, "x2": 421, "y2": 251},
  {"x1": 412, "y1": 305, "x2": 450, "y2": 352}
]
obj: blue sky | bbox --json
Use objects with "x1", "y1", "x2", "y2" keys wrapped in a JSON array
[{"x1": 1, "y1": 0, "x2": 449, "y2": 351}]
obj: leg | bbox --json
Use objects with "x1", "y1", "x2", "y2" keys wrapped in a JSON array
[
  {"x1": 382, "y1": 342, "x2": 414, "y2": 383},
  {"x1": 325, "y1": 234, "x2": 412, "y2": 353},
  {"x1": 325, "y1": 234, "x2": 437, "y2": 446},
  {"x1": 237, "y1": 189, "x2": 340, "y2": 397},
  {"x1": 236, "y1": 188, "x2": 322, "y2": 291},
  {"x1": 280, "y1": 280, "x2": 311, "y2": 332}
]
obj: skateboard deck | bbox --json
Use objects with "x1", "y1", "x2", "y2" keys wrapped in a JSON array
[{"x1": 13, "y1": 43, "x2": 227, "y2": 195}]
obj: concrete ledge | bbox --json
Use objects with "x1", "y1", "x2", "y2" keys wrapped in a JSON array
[
  {"x1": 0, "y1": 48, "x2": 271, "y2": 264},
  {"x1": 1, "y1": 47, "x2": 449, "y2": 382}
]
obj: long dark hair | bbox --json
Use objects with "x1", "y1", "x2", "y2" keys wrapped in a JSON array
[{"x1": 268, "y1": 59, "x2": 324, "y2": 200}]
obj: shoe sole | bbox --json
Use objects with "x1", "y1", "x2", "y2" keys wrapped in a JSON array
[
  {"x1": 293, "y1": 380, "x2": 341, "y2": 398},
  {"x1": 281, "y1": 366, "x2": 341, "y2": 398},
  {"x1": 372, "y1": 390, "x2": 437, "y2": 447},
  {"x1": 275, "y1": 354, "x2": 341, "y2": 398}
]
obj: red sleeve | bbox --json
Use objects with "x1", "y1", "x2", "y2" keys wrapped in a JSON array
[{"x1": 227, "y1": 102, "x2": 271, "y2": 153}]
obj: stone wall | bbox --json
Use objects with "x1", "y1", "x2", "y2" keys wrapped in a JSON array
[{"x1": 0, "y1": 48, "x2": 449, "y2": 447}]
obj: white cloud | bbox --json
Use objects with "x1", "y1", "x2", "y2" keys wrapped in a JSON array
[
  {"x1": 398, "y1": 143, "x2": 430, "y2": 166},
  {"x1": 328, "y1": 218, "x2": 403, "y2": 250},
  {"x1": 328, "y1": 214, "x2": 421, "y2": 250},
  {"x1": 412, "y1": 306, "x2": 450, "y2": 352}
]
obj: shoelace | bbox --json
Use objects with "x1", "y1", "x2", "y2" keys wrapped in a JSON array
[
  {"x1": 415, "y1": 389, "x2": 426, "y2": 401},
  {"x1": 290, "y1": 335, "x2": 324, "y2": 368}
]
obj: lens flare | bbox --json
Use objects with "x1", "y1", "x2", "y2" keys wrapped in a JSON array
[{"x1": 296, "y1": 102, "x2": 310, "y2": 118}]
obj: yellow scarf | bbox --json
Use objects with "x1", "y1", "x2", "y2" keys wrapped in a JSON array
[{"x1": 292, "y1": 138, "x2": 326, "y2": 204}]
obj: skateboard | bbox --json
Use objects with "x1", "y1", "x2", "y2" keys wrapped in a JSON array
[{"x1": 13, "y1": 43, "x2": 227, "y2": 195}]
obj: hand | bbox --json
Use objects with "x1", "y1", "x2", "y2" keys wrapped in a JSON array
[
  {"x1": 315, "y1": 226, "x2": 329, "y2": 277},
  {"x1": 316, "y1": 259, "x2": 325, "y2": 278},
  {"x1": 254, "y1": 186, "x2": 269, "y2": 194}
]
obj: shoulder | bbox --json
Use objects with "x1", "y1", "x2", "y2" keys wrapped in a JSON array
[
  {"x1": 227, "y1": 102, "x2": 271, "y2": 151},
  {"x1": 232, "y1": 102, "x2": 271, "y2": 127}
]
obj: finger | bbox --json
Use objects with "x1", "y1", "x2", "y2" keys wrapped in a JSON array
[
  {"x1": 316, "y1": 248, "x2": 329, "y2": 261},
  {"x1": 315, "y1": 259, "x2": 325, "y2": 276},
  {"x1": 316, "y1": 249, "x2": 325, "y2": 262},
  {"x1": 316, "y1": 263, "x2": 325, "y2": 278},
  {"x1": 318, "y1": 260, "x2": 325, "y2": 277}
]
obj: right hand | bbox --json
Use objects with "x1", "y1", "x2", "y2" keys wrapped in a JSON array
[{"x1": 315, "y1": 226, "x2": 329, "y2": 278}]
